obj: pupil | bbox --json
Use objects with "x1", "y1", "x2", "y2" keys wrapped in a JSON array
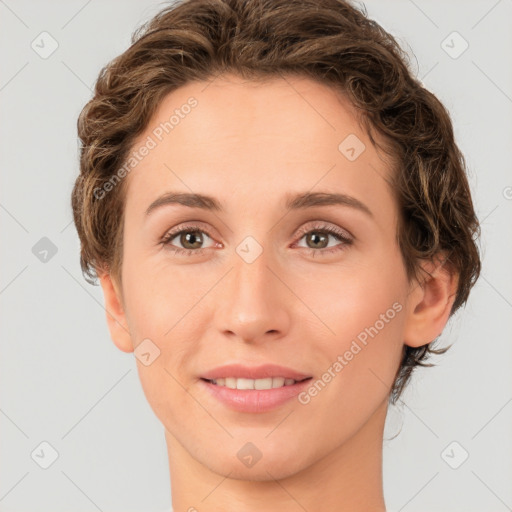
[
  {"x1": 309, "y1": 232, "x2": 327, "y2": 249},
  {"x1": 183, "y1": 231, "x2": 202, "y2": 249}
]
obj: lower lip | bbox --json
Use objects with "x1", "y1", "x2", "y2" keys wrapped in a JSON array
[{"x1": 200, "y1": 378, "x2": 312, "y2": 413}]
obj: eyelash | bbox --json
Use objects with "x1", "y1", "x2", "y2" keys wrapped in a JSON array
[{"x1": 160, "y1": 222, "x2": 353, "y2": 257}]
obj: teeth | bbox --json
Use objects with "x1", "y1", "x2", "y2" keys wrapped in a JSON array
[
  {"x1": 210, "y1": 377, "x2": 298, "y2": 389},
  {"x1": 255, "y1": 378, "x2": 273, "y2": 390}
]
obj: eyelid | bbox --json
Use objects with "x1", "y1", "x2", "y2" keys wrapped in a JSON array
[
  {"x1": 160, "y1": 222, "x2": 218, "y2": 248},
  {"x1": 294, "y1": 220, "x2": 353, "y2": 241}
]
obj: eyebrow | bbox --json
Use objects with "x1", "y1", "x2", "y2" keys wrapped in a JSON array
[{"x1": 145, "y1": 191, "x2": 373, "y2": 218}]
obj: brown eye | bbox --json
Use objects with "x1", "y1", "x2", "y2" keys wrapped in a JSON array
[
  {"x1": 161, "y1": 224, "x2": 216, "y2": 255},
  {"x1": 304, "y1": 231, "x2": 330, "y2": 249},
  {"x1": 178, "y1": 230, "x2": 204, "y2": 250},
  {"x1": 295, "y1": 223, "x2": 353, "y2": 256}
]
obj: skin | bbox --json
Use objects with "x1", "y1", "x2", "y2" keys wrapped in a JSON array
[{"x1": 99, "y1": 73, "x2": 458, "y2": 512}]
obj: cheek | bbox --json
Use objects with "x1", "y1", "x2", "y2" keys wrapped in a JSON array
[
  {"x1": 293, "y1": 298, "x2": 404, "y2": 450},
  {"x1": 121, "y1": 261, "x2": 205, "y2": 423},
  {"x1": 121, "y1": 253, "x2": 210, "y2": 377},
  {"x1": 298, "y1": 257, "x2": 406, "y2": 400},
  {"x1": 301, "y1": 255, "x2": 405, "y2": 344},
  {"x1": 122, "y1": 251, "x2": 198, "y2": 338}
]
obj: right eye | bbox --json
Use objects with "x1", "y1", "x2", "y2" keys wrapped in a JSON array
[{"x1": 160, "y1": 224, "x2": 219, "y2": 256}]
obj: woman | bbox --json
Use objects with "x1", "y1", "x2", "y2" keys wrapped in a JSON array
[{"x1": 71, "y1": 0, "x2": 481, "y2": 510}]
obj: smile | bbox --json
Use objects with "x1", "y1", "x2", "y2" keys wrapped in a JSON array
[{"x1": 204, "y1": 376, "x2": 309, "y2": 390}]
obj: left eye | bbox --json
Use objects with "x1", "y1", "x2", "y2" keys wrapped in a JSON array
[{"x1": 295, "y1": 229, "x2": 350, "y2": 251}]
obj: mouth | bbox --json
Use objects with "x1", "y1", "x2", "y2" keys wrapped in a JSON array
[
  {"x1": 198, "y1": 364, "x2": 314, "y2": 413},
  {"x1": 201, "y1": 376, "x2": 312, "y2": 390},
  {"x1": 199, "y1": 376, "x2": 313, "y2": 413}
]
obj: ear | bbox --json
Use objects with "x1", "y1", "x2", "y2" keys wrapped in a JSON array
[
  {"x1": 403, "y1": 252, "x2": 459, "y2": 348},
  {"x1": 98, "y1": 272, "x2": 134, "y2": 353}
]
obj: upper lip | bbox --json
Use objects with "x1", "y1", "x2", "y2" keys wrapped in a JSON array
[{"x1": 200, "y1": 364, "x2": 312, "y2": 381}]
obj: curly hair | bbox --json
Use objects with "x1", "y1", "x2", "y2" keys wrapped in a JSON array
[{"x1": 71, "y1": 0, "x2": 481, "y2": 404}]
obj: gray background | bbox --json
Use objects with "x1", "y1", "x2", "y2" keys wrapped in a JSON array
[{"x1": 1, "y1": 0, "x2": 511, "y2": 511}]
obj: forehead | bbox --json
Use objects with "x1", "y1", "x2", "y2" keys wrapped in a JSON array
[{"x1": 124, "y1": 73, "x2": 396, "y2": 222}]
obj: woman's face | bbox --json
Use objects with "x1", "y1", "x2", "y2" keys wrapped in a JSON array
[{"x1": 110, "y1": 73, "x2": 417, "y2": 480}]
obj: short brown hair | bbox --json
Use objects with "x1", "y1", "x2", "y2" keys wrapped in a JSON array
[{"x1": 71, "y1": 0, "x2": 481, "y2": 404}]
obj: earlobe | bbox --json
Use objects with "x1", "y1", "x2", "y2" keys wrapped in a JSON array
[
  {"x1": 98, "y1": 272, "x2": 134, "y2": 353},
  {"x1": 403, "y1": 253, "x2": 459, "y2": 349}
]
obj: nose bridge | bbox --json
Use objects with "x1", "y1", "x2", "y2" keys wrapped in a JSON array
[
  {"x1": 231, "y1": 239, "x2": 275, "y2": 312},
  {"x1": 229, "y1": 224, "x2": 275, "y2": 299},
  {"x1": 214, "y1": 236, "x2": 289, "y2": 341}
]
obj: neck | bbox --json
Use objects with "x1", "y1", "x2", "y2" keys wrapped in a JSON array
[{"x1": 166, "y1": 398, "x2": 388, "y2": 512}]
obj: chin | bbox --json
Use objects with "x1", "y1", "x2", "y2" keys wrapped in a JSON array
[
  {"x1": 210, "y1": 460, "x2": 305, "y2": 482},
  {"x1": 203, "y1": 443, "x2": 312, "y2": 482}
]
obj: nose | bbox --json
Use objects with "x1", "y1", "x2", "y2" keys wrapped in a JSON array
[{"x1": 213, "y1": 244, "x2": 291, "y2": 345}]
